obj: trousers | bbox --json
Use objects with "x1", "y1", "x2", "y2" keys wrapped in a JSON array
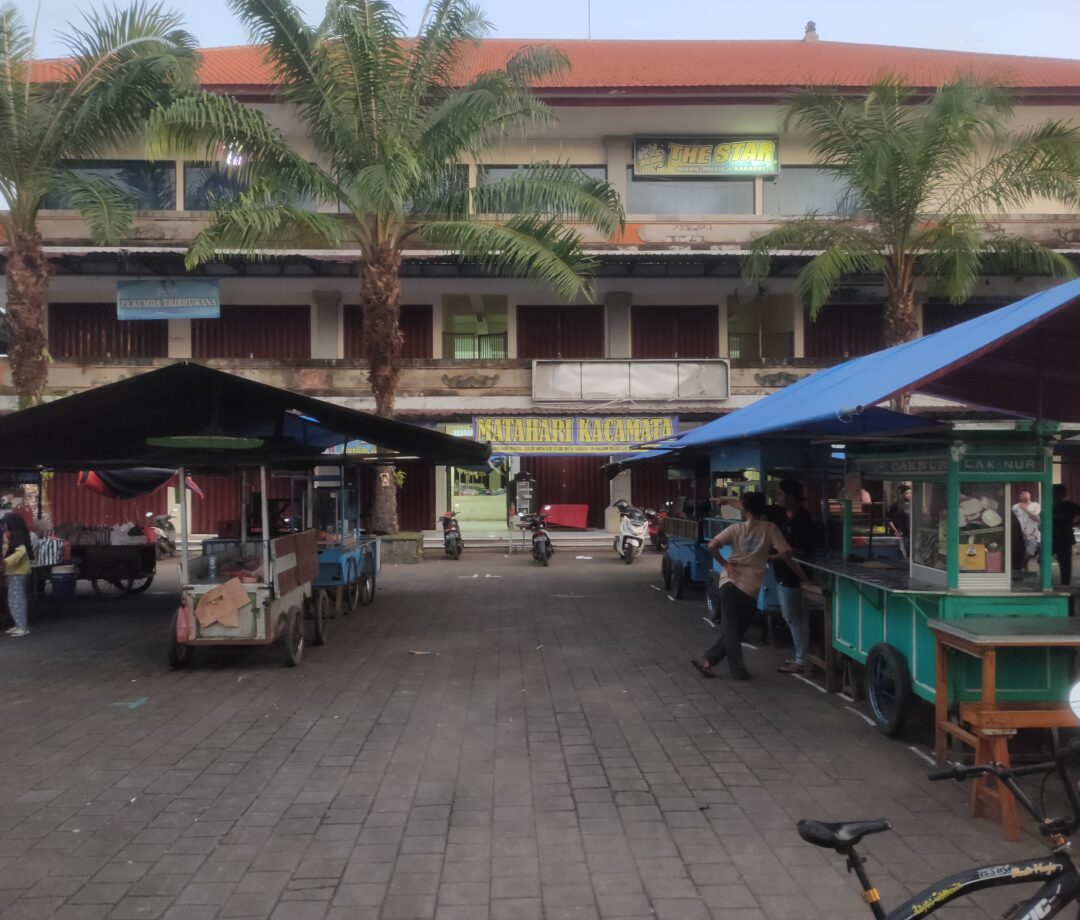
[
  {"x1": 7, "y1": 575, "x2": 28, "y2": 630},
  {"x1": 776, "y1": 584, "x2": 806, "y2": 664},
  {"x1": 703, "y1": 582, "x2": 757, "y2": 678}
]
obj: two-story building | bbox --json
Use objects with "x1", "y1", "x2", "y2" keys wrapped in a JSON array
[{"x1": 10, "y1": 25, "x2": 1080, "y2": 531}]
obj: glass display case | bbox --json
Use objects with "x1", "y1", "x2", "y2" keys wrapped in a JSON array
[{"x1": 912, "y1": 480, "x2": 948, "y2": 585}]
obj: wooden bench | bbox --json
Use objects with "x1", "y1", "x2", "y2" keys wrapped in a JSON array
[{"x1": 958, "y1": 702, "x2": 1079, "y2": 841}]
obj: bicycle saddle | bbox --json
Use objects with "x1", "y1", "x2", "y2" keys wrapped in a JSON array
[{"x1": 797, "y1": 818, "x2": 892, "y2": 850}]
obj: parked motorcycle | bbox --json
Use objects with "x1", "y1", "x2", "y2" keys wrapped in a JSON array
[
  {"x1": 146, "y1": 511, "x2": 177, "y2": 559},
  {"x1": 613, "y1": 500, "x2": 649, "y2": 565},
  {"x1": 646, "y1": 504, "x2": 669, "y2": 551},
  {"x1": 439, "y1": 510, "x2": 464, "y2": 559},
  {"x1": 519, "y1": 506, "x2": 554, "y2": 566}
]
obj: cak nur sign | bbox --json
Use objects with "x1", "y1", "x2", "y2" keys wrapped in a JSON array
[{"x1": 474, "y1": 415, "x2": 677, "y2": 455}]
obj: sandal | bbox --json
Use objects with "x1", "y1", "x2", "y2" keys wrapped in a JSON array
[
  {"x1": 691, "y1": 659, "x2": 716, "y2": 679},
  {"x1": 777, "y1": 661, "x2": 803, "y2": 674}
]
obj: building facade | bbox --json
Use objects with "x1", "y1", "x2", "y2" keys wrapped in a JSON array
[{"x1": 8, "y1": 30, "x2": 1080, "y2": 529}]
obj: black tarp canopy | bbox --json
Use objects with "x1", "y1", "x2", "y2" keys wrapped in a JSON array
[{"x1": 0, "y1": 362, "x2": 490, "y2": 470}]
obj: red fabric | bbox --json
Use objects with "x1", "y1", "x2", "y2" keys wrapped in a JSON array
[{"x1": 544, "y1": 505, "x2": 589, "y2": 530}]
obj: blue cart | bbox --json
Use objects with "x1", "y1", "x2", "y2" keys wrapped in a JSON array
[
  {"x1": 660, "y1": 516, "x2": 716, "y2": 601},
  {"x1": 311, "y1": 466, "x2": 381, "y2": 614}
]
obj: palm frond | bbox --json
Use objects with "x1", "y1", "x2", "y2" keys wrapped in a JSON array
[
  {"x1": 912, "y1": 219, "x2": 984, "y2": 304},
  {"x1": 403, "y1": 0, "x2": 489, "y2": 120},
  {"x1": 467, "y1": 162, "x2": 623, "y2": 236},
  {"x1": 148, "y1": 91, "x2": 342, "y2": 207},
  {"x1": 422, "y1": 215, "x2": 595, "y2": 302},
  {"x1": 979, "y1": 233, "x2": 1077, "y2": 281},
  {"x1": 48, "y1": 168, "x2": 136, "y2": 244},
  {"x1": 184, "y1": 187, "x2": 348, "y2": 268}
]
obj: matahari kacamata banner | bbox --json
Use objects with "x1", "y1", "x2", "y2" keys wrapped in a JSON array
[{"x1": 473, "y1": 415, "x2": 678, "y2": 455}]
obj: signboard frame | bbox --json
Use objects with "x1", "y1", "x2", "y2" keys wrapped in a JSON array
[
  {"x1": 633, "y1": 137, "x2": 780, "y2": 178},
  {"x1": 117, "y1": 279, "x2": 221, "y2": 320}
]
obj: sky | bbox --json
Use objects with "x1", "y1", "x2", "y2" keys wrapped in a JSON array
[{"x1": 13, "y1": 0, "x2": 1080, "y2": 61}]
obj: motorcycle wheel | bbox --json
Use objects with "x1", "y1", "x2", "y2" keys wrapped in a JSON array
[
  {"x1": 623, "y1": 543, "x2": 635, "y2": 565},
  {"x1": 541, "y1": 545, "x2": 549, "y2": 567},
  {"x1": 448, "y1": 539, "x2": 461, "y2": 560}
]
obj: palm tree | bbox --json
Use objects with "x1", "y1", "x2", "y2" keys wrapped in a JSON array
[
  {"x1": 0, "y1": 2, "x2": 197, "y2": 406},
  {"x1": 149, "y1": 0, "x2": 623, "y2": 533},
  {"x1": 746, "y1": 79, "x2": 1080, "y2": 356}
]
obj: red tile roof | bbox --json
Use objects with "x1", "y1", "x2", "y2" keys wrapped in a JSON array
[{"x1": 191, "y1": 38, "x2": 1080, "y2": 94}]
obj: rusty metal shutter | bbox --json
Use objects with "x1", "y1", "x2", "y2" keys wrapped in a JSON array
[
  {"x1": 190, "y1": 473, "x2": 295, "y2": 535},
  {"x1": 344, "y1": 305, "x2": 434, "y2": 359},
  {"x1": 192, "y1": 305, "x2": 311, "y2": 359},
  {"x1": 631, "y1": 306, "x2": 718, "y2": 358},
  {"x1": 804, "y1": 304, "x2": 884, "y2": 359},
  {"x1": 48, "y1": 303, "x2": 167, "y2": 359},
  {"x1": 629, "y1": 463, "x2": 694, "y2": 514},
  {"x1": 517, "y1": 306, "x2": 604, "y2": 359},
  {"x1": 48, "y1": 472, "x2": 167, "y2": 525},
  {"x1": 517, "y1": 455, "x2": 608, "y2": 528}
]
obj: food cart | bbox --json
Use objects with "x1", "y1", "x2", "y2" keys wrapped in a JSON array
[
  {"x1": 0, "y1": 363, "x2": 491, "y2": 667},
  {"x1": 171, "y1": 465, "x2": 327, "y2": 668},
  {"x1": 73, "y1": 543, "x2": 158, "y2": 597},
  {"x1": 310, "y1": 464, "x2": 379, "y2": 614}
]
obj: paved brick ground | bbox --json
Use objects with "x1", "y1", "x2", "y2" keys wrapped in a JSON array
[{"x1": 0, "y1": 552, "x2": 1061, "y2": 919}]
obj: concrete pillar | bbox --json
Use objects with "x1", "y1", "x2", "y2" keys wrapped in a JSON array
[
  {"x1": 605, "y1": 137, "x2": 632, "y2": 212},
  {"x1": 792, "y1": 296, "x2": 805, "y2": 358},
  {"x1": 432, "y1": 298, "x2": 444, "y2": 359},
  {"x1": 435, "y1": 465, "x2": 448, "y2": 516},
  {"x1": 506, "y1": 301, "x2": 518, "y2": 359},
  {"x1": 717, "y1": 301, "x2": 729, "y2": 358},
  {"x1": 168, "y1": 319, "x2": 192, "y2": 358},
  {"x1": 311, "y1": 290, "x2": 343, "y2": 359},
  {"x1": 604, "y1": 291, "x2": 632, "y2": 358}
]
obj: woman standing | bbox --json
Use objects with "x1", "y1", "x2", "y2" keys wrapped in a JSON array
[{"x1": 4, "y1": 513, "x2": 33, "y2": 637}]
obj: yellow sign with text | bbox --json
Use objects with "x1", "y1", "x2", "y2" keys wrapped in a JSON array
[
  {"x1": 634, "y1": 137, "x2": 779, "y2": 177},
  {"x1": 473, "y1": 416, "x2": 677, "y2": 455}
]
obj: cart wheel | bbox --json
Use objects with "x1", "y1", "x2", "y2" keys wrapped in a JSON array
[
  {"x1": 667, "y1": 563, "x2": 685, "y2": 600},
  {"x1": 359, "y1": 570, "x2": 376, "y2": 606},
  {"x1": 312, "y1": 591, "x2": 331, "y2": 646},
  {"x1": 92, "y1": 565, "x2": 131, "y2": 599},
  {"x1": 284, "y1": 608, "x2": 304, "y2": 666},
  {"x1": 167, "y1": 611, "x2": 193, "y2": 669},
  {"x1": 705, "y1": 580, "x2": 720, "y2": 620},
  {"x1": 623, "y1": 543, "x2": 635, "y2": 565},
  {"x1": 865, "y1": 643, "x2": 912, "y2": 737},
  {"x1": 130, "y1": 575, "x2": 155, "y2": 594},
  {"x1": 661, "y1": 553, "x2": 673, "y2": 589},
  {"x1": 344, "y1": 561, "x2": 360, "y2": 614}
]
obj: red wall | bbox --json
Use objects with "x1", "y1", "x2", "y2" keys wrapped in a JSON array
[
  {"x1": 191, "y1": 473, "x2": 296, "y2": 535},
  {"x1": 804, "y1": 304, "x2": 884, "y2": 359},
  {"x1": 193, "y1": 305, "x2": 311, "y2": 359},
  {"x1": 517, "y1": 306, "x2": 605, "y2": 359},
  {"x1": 48, "y1": 472, "x2": 167, "y2": 525},
  {"x1": 629, "y1": 463, "x2": 695, "y2": 515},
  {"x1": 344, "y1": 305, "x2": 434, "y2": 359},
  {"x1": 48, "y1": 303, "x2": 167, "y2": 359},
  {"x1": 631, "y1": 306, "x2": 718, "y2": 358}
]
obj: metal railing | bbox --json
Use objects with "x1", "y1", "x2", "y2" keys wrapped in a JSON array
[
  {"x1": 728, "y1": 332, "x2": 795, "y2": 362},
  {"x1": 443, "y1": 332, "x2": 508, "y2": 360}
]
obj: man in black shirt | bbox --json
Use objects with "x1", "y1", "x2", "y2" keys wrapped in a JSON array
[
  {"x1": 886, "y1": 485, "x2": 912, "y2": 555},
  {"x1": 1052, "y1": 484, "x2": 1080, "y2": 587},
  {"x1": 773, "y1": 479, "x2": 816, "y2": 674}
]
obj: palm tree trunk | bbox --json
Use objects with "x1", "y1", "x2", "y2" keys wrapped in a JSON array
[
  {"x1": 883, "y1": 262, "x2": 920, "y2": 413},
  {"x1": 362, "y1": 247, "x2": 404, "y2": 534},
  {"x1": 4, "y1": 230, "x2": 50, "y2": 407}
]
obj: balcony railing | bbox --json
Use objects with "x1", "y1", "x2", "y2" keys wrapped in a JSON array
[
  {"x1": 533, "y1": 359, "x2": 729, "y2": 401},
  {"x1": 443, "y1": 332, "x2": 508, "y2": 360}
]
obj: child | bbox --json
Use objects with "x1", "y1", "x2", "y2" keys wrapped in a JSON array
[{"x1": 4, "y1": 513, "x2": 33, "y2": 637}]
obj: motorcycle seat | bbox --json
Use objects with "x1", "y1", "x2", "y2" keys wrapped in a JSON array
[{"x1": 796, "y1": 818, "x2": 891, "y2": 850}]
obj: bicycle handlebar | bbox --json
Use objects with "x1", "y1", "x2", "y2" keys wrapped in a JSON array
[{"x1": 927, "y1": 737, "x2": 1080, "y2": 836}]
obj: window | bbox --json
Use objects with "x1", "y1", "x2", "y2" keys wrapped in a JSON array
[
  {"x1": 726, "y1": 295, "x2": 795, "y2": 363},
  {"x1": 626, "y1": 166, "x2": 753, "y2": 216},
  {"x1": 442, "y1": 294, "x2": 508, "y2": 359},
  {"x1": 762, "y1": 167, "x2": 854, "y2": 217},
  {"x1": 912, "y1": 481, "x2": 947, "y2": 582},
  {"x1": 475, "y1": 165, "x2": 607, "y2": 214},
  {"x1": 184, "y1": 163, "x2": 247, "y2": 211},
  {"x1": 43, "y1": 160, "x2": 176, "y2": 211}
]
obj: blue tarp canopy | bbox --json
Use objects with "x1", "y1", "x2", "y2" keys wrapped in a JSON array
[{"x1": 666, "y1": 278, "x2": 1080, "y2": 452}]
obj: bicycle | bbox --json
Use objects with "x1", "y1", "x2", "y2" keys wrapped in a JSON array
[{"x1": 798, "y1": 741, "x2": 1080, "y2": 919}]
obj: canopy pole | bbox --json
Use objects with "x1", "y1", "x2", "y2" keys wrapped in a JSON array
[
  {"x1": 178, "y1": 467, "x2": 190, "y2": 586},
  {"x1": 260, "y1": 466, "x2": 271, "y2": 583},
  {"x1": 306, "y1": 470, "x2": 314, "y2": 531},
  {"x1": 240, "y1": 470, "x2": 248, "y2": 555}
]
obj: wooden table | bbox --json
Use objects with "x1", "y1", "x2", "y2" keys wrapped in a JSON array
[
  {"x1": 929, "y1": 617, "x2": 1080, "y2": 839},
  {"x1": 930, "y1": 617, "x2": 1080, "y2": 761}
]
